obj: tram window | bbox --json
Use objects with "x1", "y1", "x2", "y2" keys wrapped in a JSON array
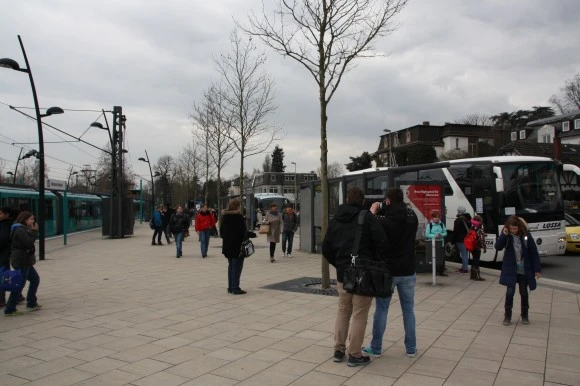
[{"x1": 329, "y1": 182, "x2": 340, "y2": 216}]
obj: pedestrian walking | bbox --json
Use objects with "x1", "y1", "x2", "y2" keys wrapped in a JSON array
[
  {"x1": 496, "y1": 215, "x2": 541, "y2": 326},
  {"x1": 151, "y1": 206, "x2": 164, "y2": 245},
  {"x1": 4, "y1": 211, "x2": 41, "y2": 316},
  {"x1": 469, "y1": 215, "x2": 486, "y2": 281},
  {"x1": 452, "y1": 206, "x2": 471, "y2": 273},
  {"x1": 0, "y1": 207, "x2": 14, "y2": 308},
  {"x1": 195, "y1": 204, "x2": 216, "y2": 258},
  {"x1": 161, "y1": 206, "x2": 172, "y2": 244},
  {"x1": 263, "y1": 203, "x2": 282, "y2": 262},
  {"x1": 362, "y1": 188, "x2": 419, "y2": 359},
  {"x1": 322, "y1": 187, "x2": 387, "y2": 367},
  {"x1": 167, "y1": 205, "x2": 190, "y2": 258},
  {"x1": 281, "y1": 205, "x2": 299, "y2": 257}
]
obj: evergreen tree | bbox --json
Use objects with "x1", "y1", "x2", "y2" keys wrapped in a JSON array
[
  {"x1": 345, "y1": 151, "x2": 373, "y2": 172},
  {"x1": 271, "y1": 145, "x2": 285, "y2": 172}
]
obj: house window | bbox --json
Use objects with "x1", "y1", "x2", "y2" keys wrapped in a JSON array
[
  {"x1": 269, "y1": 187, "x2": 278, "y2": 193},
  {"x1": 469, "y1": 143, "x2": 477, "y2": 156},
  {"x1": 563, "y1": 121, "x2": 570, "y2": 132},
  {"x1": 283, "y1": 186, "x2": 295, "y2": 194},
  {"x1": 541, "y1": 134, "x2": 551, "y2": 143},
  {"x1": 270, "y1": 175, "x2": 276, "y2": 182},
  {"x1": 510, "y1": 132, "x2": 517, "y2": 141},
  {"x1": 284, "y1": 175, "x2": 295, "y2": 181},
  {"x1": 406, "y1": 131, "x2": 411, "y2": 142},
  {"x1": 455, "y1": 138, "x2": 459, "y2": 150},
  {"x1": 303, "y1": 175, "x2": 309, "y2": 181},
  {"x1": 519, "y1": 130, "x2": 526, "y2": 139},
  {"x1": 575, "y1": 119, "x2": 580, "y2": 130}
]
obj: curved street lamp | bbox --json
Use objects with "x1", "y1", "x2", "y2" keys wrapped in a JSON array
[
  {"x1": 1, "y1": 35, "x2": 64, "y2": 260},
  {"x1": 138, "y1": 150, "x2": 158, "y2": 210}
]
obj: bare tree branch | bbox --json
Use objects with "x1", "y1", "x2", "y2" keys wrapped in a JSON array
[{"x1": 241, "y1": 0, "x2": 407, "y2": 287}]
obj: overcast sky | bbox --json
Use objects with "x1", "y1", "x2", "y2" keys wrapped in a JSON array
[{"x1": 1, "y1": 0, "x2": 579, "y2": 187}]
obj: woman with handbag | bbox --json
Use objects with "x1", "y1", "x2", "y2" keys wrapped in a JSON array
[
  {"x1": 220, "y1": 199, "x2": 250, "y2": 295},
  {"x1": 263, "y1": 203, "x2": 282, "y2": 262},
  {"x1": 4, "y1": 211, "x2": 41, "y2": 316}
]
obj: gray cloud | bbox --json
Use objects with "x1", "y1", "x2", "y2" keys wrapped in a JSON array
[{"x1": 1, "y1": 0, "x2": 579, "y2": 186}]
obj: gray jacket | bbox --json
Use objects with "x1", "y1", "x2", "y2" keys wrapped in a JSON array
[
  {"x1": 10, "y1": 225, "x2": 37, "y2": 268},
  {"x1": 282, "y1": 211, "x2": 299, "y2": 232}
]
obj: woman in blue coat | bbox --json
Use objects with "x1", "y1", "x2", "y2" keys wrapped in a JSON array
[{"x1": 494, "y1": 215, "x2": 541, "y2": 326}]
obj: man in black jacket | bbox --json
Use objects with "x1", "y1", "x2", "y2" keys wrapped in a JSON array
[
  {"x1": 362, "y1": 187, "x2": 419, "y2": 359},
  {"x1": 322, "y1": 187, "x2": 387, "y2": 367},
  {"x1": 167, "y1": 206, "x2": 189, "y2": 258}
]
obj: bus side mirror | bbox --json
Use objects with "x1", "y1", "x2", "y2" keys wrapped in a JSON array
[{"x1": 493, "y1": 166, "x2": 504, "y2": 193}]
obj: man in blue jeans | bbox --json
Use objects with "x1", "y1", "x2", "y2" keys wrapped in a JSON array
[
  {"x1": 363, "y1": 188, "x2": 419, "y2": 358},
  {"x1": 167, "y1": 206, "x2": 190, "y2": 258}
]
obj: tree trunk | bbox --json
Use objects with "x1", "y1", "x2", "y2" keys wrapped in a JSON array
[
  {"x1": 320, "y1": 90, "x2": 330, "y2": 288},
  {"x1": 239, "y1": 152, "x2": 245, "y2": 214}
]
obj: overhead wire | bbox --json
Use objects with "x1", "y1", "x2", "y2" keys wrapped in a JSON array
[{"x1": 0, "y1": 101, "x2": 111, "y2": 113}]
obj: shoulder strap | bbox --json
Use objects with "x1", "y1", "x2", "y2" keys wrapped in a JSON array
[
  {"x1": 429, "y1": 222, "x2": 432, "y2": 233},
  {"x1": 462, "y1": 218, "x2": 469, "y2": 233},
  {"x1": 351, "y1": 210, "x2": 367, "y2": 258}
]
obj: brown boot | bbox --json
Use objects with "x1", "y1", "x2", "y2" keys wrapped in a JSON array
[
  {"x1": 470, "y1": 268, "x2": 477, "y2": 280},
  {"x1": 474, "y1": 269, "x2": 485, "y2": 281}
]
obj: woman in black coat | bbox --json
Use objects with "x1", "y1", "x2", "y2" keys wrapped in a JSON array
[
  {"x1": 0, "y1": 207, "x2": 14, "y2": 308},
  {"x1": 5, "y1": 211, "x2": 41, "y2": 316},
  {"x1": 220, "y1": 199, "x2": 249, "y2": 295}
]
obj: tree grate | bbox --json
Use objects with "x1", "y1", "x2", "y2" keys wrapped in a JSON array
[{"x1": 261, "y1": 276, "x2": 338, "y2": 296}]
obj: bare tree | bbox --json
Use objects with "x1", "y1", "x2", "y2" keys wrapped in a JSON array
[
  {"x1": 438, "y1": 149, "x2": 468, "y2": 161},
  {"x1": 155, "y1": 155, "x2": 175, "y2": 205},
  {"x1": 191, "y1": 84, "x2": 237, "y2": 209},
  {"x1": 455, "y1": 113, "x2": 492, "y2": 127},
  {"x1": 216, "y1": 29, "x2": 279, "y2": 211},
  {"x1": 550, "y1": 73, "x2": 580, "y2": 114},
  {"x1": 243, "y1": 0, "x2": 408, "y2": 287},
  {"x1": 177, "y1": 138, "x2": 202, "y2": 206},
  {"x1": 318, "y1": 161, "x2": 344, "y2": 179},
  {"x1": 262, "y1": 154, "x2": 272, "y2": 172}
]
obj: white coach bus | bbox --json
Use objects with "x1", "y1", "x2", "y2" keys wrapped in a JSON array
[{"x1": 327, "y1": 156, "x2": 566, "y2": 261}]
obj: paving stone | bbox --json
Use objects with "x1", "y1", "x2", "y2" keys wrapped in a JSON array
[
  {"x1": 494, "y1": 368, "x2": 543, "y2": 386},
  {"x1": 444, "y1": 367, "x2": 497, "y2": 386}
]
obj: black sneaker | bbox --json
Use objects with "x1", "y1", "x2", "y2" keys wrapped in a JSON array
[
  {"x1": 333, "y1": 350, "x2": 345, "y2": 362},
  {"x1": 232, "y1": 289, "x2": 247, "y2": 295},
  {"x1": 521, "y1": 315, "x2": 530, "y2": 325},
  {"x1": 502, "y1": 317, "x2": 511, "y2": 326},
  {"x1": 347, "y1": 355, "x2": 370, "y2": 367}
]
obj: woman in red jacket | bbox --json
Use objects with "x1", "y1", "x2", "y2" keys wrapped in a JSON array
[{"x1": 195, "y1": 204, "x2": 216, "y2": 258}]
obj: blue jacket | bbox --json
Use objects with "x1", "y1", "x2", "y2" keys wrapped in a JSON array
[
  {"x1": 495, "y1": 233, "x2": 541, "y2": 290},
  {"x1": 425, "y1": 221, "x2": 447, "y2": 240},
  {"x1": 153, "y1": 210, "x2": 163, "y2": 227}
]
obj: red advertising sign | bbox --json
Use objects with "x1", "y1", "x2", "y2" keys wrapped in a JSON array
[{"x1": 404, "y1": 184, "x2": 443, "y2": 220}]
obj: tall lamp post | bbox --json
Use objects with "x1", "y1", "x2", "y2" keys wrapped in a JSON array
[
  {"x1": 291, "y1": 161, "x2": 298, "y2": 210},
  {"x1": 1, "y1": 36, "x2": 64, "y2": 260},
  {"x1": 138, "y1": 150, "x2": 160, "y2": 213}
]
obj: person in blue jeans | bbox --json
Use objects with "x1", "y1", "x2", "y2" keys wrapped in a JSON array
[
  {"x1": 363, "y1": 188, "x2": 419, "y2": 358},
  {"x1": 195, "y1": 205, "x2": 216, "y2": 258},
  {"x1": 167, "y1": 206, "x2": 190, "y2": 258},
  {"x1": 5, "y1": 211, "x2": 41, "y2": 316},
  {"x1": 281, "y1": 205, "x2": 299, "y2": 257}
]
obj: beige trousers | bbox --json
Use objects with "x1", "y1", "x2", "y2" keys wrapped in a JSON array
[{"x1": 334, "y1": 282, "x2": 373, "y2": 358}]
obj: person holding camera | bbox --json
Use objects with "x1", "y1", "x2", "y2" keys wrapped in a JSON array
[{"x1": 362, "y1": 188, "x2": 419, "y2": 358}]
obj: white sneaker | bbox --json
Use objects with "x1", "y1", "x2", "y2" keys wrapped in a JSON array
[
  {"x1": 287, "y1": 254, "x2": 292, "y2": 258},
  {"x1": 282, "y1": 252, "x2": 286, "y2": 257},
  {"x1": 406, "y1": 351, "x2": 417, "y2": 358}
]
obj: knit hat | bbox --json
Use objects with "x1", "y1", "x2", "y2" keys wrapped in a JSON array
[
  {"x1": 457, "y1": 206, "x2": 466, "y2": 215},
  {"x1": 471, "y1": 219, "x2": 481, "y2": 227}
]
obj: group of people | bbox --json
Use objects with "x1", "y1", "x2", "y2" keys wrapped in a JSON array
[
  {"x1": 322, "y1": 186, "x2": 542, "y2": 367},
  {"x1": 0, "y1": 207, "x2": 42, "y2": 316},
  {"x1": 151, "y1": 204, "x2": 216, "y2": 258},
  {"x1": 260, "y1": 203, "x2": 299, "y2": 262}
]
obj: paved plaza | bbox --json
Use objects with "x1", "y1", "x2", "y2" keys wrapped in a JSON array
[{"x1": 1, "y1": 224, "x2": 579, "y2": 386}]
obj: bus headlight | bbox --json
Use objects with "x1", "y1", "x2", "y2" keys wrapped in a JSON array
[{"x1": 569, "y1": 234, "x2": 580, "y2": 240}]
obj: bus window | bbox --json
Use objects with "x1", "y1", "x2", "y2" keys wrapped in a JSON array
[
  {"x1": 366, "y1": 175, "x2": 388, "y2": 197},
  {"x1": 501, "y1": 162, "x2": 562, "y2": 215}
]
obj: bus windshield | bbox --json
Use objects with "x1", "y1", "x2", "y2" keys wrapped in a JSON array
[{"x1": 501, "y1": 162, "x2": 562, "y2": 215}]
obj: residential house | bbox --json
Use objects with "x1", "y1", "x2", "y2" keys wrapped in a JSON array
[
  {"x1": 375, "y1": 121, "x2": 494, "y2": 165},
  {"x1": 244, "y1": 172, "x2": 317, "y2": 203}
]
